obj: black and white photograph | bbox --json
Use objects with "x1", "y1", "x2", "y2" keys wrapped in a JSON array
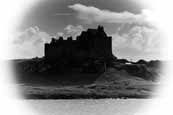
[{"x1": 0, "y1": 0, "x2": 172, "y2": 115}]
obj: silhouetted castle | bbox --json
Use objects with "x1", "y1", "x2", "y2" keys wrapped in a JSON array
[{"x1": 45, "y1": 26, "x2": 113, "y2": 62}]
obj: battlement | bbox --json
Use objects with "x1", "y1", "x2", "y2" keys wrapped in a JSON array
[{"x1": 44, "y1": 26, "x2": 113, "y2": 62}]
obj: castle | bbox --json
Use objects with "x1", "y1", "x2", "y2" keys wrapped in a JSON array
[{"x1": 44, "y1": 26, "x2": 113, "y2": 63}]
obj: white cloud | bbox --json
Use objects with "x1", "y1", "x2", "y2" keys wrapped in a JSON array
[
  {"x1": 129, "y1": 26, "x2": 161, "y2": 53},
  {"x1": 111, "y1": 33, "x2": 127, "y2": 49},
  {"x1": 56, "y1": 32, "x2": 64, "y2": 37},
  {"x1": 12, "y1": 26, "x2": 51, "y2": 58},
  {"x1": 14, "y1": 26, "x2": 50, "y2": 44},
  {"x1": 64, "y1": 25, "x2": 84, "y2": 38},
  {"x1": 68, "y1": 4, "x2": 151, "y2": 26},
  {"x1": 111, "y1": 26, "x2": 162, "y2": 60}
]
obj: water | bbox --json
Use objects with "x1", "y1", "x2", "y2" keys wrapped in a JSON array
[{"x1": 25, "y1": 99, "x2": 150, "y2": 115}]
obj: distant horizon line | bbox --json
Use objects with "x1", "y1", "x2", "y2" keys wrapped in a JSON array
[{"x1": 6, "y1": 56, "x2": 165, "y2": 62}]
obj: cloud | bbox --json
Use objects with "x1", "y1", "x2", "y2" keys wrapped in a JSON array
[
  {"x1": 12, "y1": 26, "x2": 51, "y2": 58},
  {"x1": 55, "y1": 25, "x2": 84, "y2": 39},
  {"x1": 14, "y1": 26, "x2": 50, "y2": 44},
  {"x1": 64, "y1": 25, "x2": 84, "y2": 38},
  {"x1": 128, "y1": 26, "x2": 161, "y2": 53},
  {"x1": 111, "y1": 26, "x2": 162, "y2": 60},
  {"x1": 56, "y1": 32, "x2": 64, "y2": 37},
  {"x1": 68, "y1": 4, "x2": 151, "y2": 26}
]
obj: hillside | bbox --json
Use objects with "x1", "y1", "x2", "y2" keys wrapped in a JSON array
[{"x1": 12, "y1": 57, "x2": 162, "y2": 99}]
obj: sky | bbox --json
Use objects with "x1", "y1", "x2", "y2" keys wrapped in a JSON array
[{"x1": 11, "y1": 0, "x2": 162, "y2": 61}]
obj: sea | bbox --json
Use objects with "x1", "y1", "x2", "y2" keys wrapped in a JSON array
[{"x1": 24, "y1": 99, "x2": 151, "y2": 115}]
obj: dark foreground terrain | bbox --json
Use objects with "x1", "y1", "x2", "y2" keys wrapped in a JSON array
[{"x1": 12, "y1": 57, "x2": 162, "y2": 99}]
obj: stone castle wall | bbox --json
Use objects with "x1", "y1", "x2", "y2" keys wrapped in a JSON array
[{"x1": 44, "y1": 26, "x2": 113, "y2": 62}]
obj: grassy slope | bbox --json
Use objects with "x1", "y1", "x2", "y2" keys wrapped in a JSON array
[
  {"x1": 20, "y1": 68, "x2": 158, "y2": 99},
  {"x1": 12, "y1": 58, "x2": 161, "y2": 99}
]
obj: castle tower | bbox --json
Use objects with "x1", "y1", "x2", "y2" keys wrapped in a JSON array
[{"x1": 44, "y1": 26, "x2": 113, "y2": 63}]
